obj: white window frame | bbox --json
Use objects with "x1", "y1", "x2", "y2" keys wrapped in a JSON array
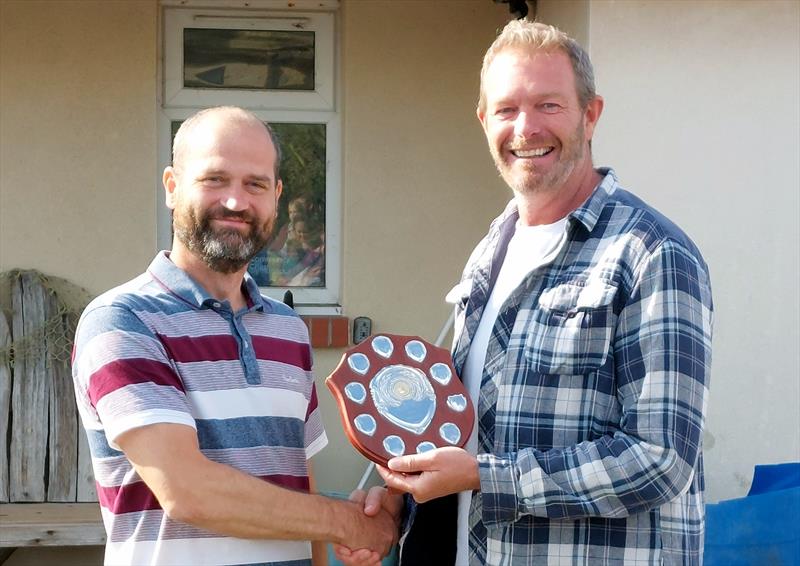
[{"x1": 158, "y1": 0, "x2": 342, "y2": 313}]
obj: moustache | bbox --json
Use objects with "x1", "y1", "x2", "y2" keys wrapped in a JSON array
[{"x1": 205, "y1": 208, "x2": 255, "y2": 225}]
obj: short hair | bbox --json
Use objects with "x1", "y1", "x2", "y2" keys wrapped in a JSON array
[
  {"x1": 478, "y1": 20, "x2": 596, "y2": 112},
  {"x1": 171, "y1": 106, "x2": 282, "y2": 181}
]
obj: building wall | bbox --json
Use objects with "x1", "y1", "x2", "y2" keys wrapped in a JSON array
[
  {"x1": 540, "y1": 0, "x2": 800, "y2": 503},
  {"x1": 0, "y1": 0, "x2": 159, "y2": 292},
  {"x1": 0, "y1": 3, "x2": 508, "y2": 562},
  {"x1": 313, "y1": 0, "x2": 511, "y2": 494}
]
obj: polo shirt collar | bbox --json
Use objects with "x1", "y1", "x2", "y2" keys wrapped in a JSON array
[{"x1": 147, "y1": 251, "x2": 266, "y2": 312}]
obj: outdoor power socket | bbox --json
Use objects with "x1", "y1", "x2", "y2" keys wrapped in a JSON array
[{"x1": 352, "y1": 316, "x2": 372, "y2": 344}]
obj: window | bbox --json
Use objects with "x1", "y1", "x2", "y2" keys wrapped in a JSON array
[{"x1": 159, "y1": 1, "x2": 341, "y2": 311}]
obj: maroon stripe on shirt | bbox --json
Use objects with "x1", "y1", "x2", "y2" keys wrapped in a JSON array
[
  {"x1": 97, "y1": 475, "x2": 309, "y2": 515},
  {"x1": 158, "y1": 334, "x2": 239, "y2": 363},
  {"x1": 97, "y1": 480, "x2": 162, "y2": 514},
  {"x1": 89, "y1": 359, "x2": 184, "y2": 406},
  {"x1": 252, "y1": 336, "x2": 312, "y2": 371},
  {"x1": 259, "y1": 474, "x2": 310, "y2": 492},
  {"x1": 305, "y1": 385, "x2": 319, "y2": 421}
]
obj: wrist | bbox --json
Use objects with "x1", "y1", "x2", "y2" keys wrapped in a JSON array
[{"x1": 329, "y1": 498, "x2": 359, "y2": 545}]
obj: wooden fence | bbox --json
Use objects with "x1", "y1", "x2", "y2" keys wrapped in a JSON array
[{"x1": 0, "y1": 272, "x2": 103, "y2": 550}]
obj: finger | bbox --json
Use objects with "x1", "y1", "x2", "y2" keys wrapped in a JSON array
[
  {"x1": 377, "y1": 466, "x2": 420, "y2": 494},
  {"x1": 387, "y1": 451, "x2": 432, "y2": 473},
  {"x1": 332, "y1": 545, "x2": 352, "y2": 560},
  {"x1": 363, "y1": 486, "x2": 385, "y2": 515}
]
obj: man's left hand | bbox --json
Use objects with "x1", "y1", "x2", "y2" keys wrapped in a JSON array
[{"x1": 377, "y1": 447, "x2": 480, "y2": 503}]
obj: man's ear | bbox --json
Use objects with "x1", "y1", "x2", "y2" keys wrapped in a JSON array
[
  {"x1": 476, "y1": 106, "x2": 488, "y2": 132},
  {"x1": 163, "y1": 166, "x2": 178, "y2": 210},
  {"x1": 583, "y1": 95, "x2": 604, "y2": 142},
  {"x1": 275, "y1": 178, "x2": 283, "y2": 202}
]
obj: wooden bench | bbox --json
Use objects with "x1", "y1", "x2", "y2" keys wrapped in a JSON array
[{"x1": 0, "y1": 272, "x2": 104, "y2": 561}]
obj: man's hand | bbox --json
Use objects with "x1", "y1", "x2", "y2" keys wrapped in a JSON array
[
  {"x1": 338, "y1": 495, "x2": 398, "y2": 561},
  {"x1": 333, "y1": 487, "x2": 403, "y2": 566},
  {"x1": 377, "y1": 447, "x2": 480, "y2": 503}
]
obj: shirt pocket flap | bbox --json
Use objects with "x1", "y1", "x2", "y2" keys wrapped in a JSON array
[
  {"x1": 538, "y1": 281, "x2": 617, "y2": 312},
  {"x1": 526, "y1": 281, "x2": 618, "y2": 375}
]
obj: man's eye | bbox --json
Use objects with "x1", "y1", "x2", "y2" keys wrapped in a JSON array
[{"x1": 540, "y1": 103, "x2": 560, "y2": 112}]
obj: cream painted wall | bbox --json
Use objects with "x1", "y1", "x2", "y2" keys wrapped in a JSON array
[
  {"x1": 541, "y1": 0, "x2": 800, "y2": 503},
  {"x1": 0, "y1": 0, "x2": 513, "y2": 509},
  {"x1": 0, "y1": 0, "x2": 158, "y2": 294},
  {"x1": 312, "y1": 0, "x2": 511, "y2": 493}
]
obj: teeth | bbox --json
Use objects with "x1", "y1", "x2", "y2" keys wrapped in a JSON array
[{"x1": 513, "y1": 147, "x2": 551, "y2": 158}]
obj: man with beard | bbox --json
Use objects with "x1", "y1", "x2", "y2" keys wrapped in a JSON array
[
  {"x1": 340, "y1": 20, "x2": 713, "y2": 566},
  {"x1": 72, "y1": 107, "x2": 397, "y2": 566}
]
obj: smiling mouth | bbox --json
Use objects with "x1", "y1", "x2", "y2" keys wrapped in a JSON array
[{"x1": 511, "y1": 146, "x2": 554, "y2": 158}]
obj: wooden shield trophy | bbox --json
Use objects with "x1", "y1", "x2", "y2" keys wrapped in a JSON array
[{"x1": 326, "y1": 334, "x2": 474, "y2": 467}]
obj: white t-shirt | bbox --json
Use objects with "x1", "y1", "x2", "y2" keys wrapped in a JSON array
[{"x1": 455, "y1": 216, "x2": 567, "y2": 565}]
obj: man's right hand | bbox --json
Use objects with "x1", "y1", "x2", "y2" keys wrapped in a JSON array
[{"x1": 335, "y1": 487, "x2": 403, "y2": 566}]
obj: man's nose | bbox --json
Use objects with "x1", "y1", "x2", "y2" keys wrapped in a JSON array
[
  {"x1": 221, "y1": 184, "x2": 249, "y2": 212},
  {"x1": 513, "y1": 111, "x2": 540, "y2": 139}
]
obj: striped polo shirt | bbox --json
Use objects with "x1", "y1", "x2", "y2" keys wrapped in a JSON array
[{"x1": 72, "y1": 251, "x2": 327, "y2": 566}]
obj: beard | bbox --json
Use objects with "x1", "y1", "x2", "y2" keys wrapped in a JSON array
[
  {"x1": 492, "y1": 120, "x2": 586, "y2": 196},
  {"x1": 173, "y1": 202, "x2": 274, "y2": 274}
]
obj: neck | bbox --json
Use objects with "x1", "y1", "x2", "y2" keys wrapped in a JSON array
[
  {"x1": 169, "y1": 240, "x2": 249, "y2": 311},
  {"x1": 515, "y1": 161, "x2": 602, "y2": 227}
]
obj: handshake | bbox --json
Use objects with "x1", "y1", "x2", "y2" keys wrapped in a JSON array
[
  {"x1": 332, "y1": 486, "x2": 403, "y2": 566},
  {"x1": 329, "y1": 447, "x2": 481, "y2": 566}
]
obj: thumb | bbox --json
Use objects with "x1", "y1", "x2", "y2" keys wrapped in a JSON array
[
  {"x1": 348, "y1": 489, "x2": 367, "y2": 506},
  {"x1": 363, "y1": 486, "x2": 386, "y2": 515}
]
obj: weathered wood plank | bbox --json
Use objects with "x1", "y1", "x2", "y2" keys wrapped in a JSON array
[
  {"x1": 46, "y1": 295, "x2": 78, "y2": 502},
  {"x1": 9, "y1": 273, "x2": 50, "y2": 502},
  {"x1": 76, "y1": 422, "x2": 97, "y2": 502},
  {"x1": 0, "y1": 311, "x2": 11, "y2": 502},
  {"x1": 0, "y1": 503, "x2": 105, "y2": 547}
]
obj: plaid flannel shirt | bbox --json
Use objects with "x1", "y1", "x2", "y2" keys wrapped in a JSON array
[{"x1": 451, "y1": 169, "x2": 713, "y2": 565}]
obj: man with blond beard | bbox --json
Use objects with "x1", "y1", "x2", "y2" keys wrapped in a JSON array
[{"x1": 340, "y1": 20, "x2": 713, "y2": 566}]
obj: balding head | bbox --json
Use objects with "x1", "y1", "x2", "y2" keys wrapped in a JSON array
[{"x1": 171, "y1": 106, "x2": 282, "y2": 181}]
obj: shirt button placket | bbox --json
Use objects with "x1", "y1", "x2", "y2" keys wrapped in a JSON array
[{"x1": 235, "y1": 317, "x2": 260, "y2": 384}]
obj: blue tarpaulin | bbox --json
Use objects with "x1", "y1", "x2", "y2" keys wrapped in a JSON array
[{"x1": 706, "y1": 462, "x2": 800, "y2": 565}]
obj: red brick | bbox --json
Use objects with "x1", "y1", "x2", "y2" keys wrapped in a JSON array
[
  {"x1": 330, "y1": 317, "x2": 349, "y2": 348},
  {"x1": 309, "y1": 317, "x2": 330, "y2": 348}
]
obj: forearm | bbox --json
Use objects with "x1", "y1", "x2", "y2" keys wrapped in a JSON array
[
  {"x1": 118, "y1": 424, "x2": 374, "y2": 546},
  {"x1": 477, "y1": 430, "x2": 698, "y2": 526},
  {"x1": 164, "y1": 456, "x2": 352, "y2": 543}
]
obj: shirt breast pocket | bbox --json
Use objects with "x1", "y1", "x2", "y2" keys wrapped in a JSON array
[{"x1": 524, "y1": 281, "x2": 618, "y2": 375}]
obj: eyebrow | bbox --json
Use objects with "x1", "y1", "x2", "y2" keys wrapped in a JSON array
[{"x1": 198, "y1": 170, "x2": 274, "y2": 185}]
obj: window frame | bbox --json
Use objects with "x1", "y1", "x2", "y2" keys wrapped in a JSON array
[
  {"x1": 158, "y1": 1, "x2": 342, "y2": 312},
  {"x1": 163, "y1": 7, "x2": 335, "y2": 111}
]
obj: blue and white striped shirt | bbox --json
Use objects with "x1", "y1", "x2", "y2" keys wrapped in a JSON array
[{"x1": 451, "y1": 169, "x2": 713, "y2": 565}]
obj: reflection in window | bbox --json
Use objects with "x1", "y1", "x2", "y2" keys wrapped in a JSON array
[
  {"x1": 183, "y1": 28, "x2": 315, "y2": 91},
  {"x1": 169, "y1": 120, "x2": 326, "y2": 289}
]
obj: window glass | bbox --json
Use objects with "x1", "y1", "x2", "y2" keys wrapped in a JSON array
[{"x1": 183, "y1": 28, "x2": 315, "y2": 91}]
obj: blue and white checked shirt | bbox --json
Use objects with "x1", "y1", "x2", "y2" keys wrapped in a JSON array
[{"x1": 451, "y1": 169, "x2": 713, "y2": 565}]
